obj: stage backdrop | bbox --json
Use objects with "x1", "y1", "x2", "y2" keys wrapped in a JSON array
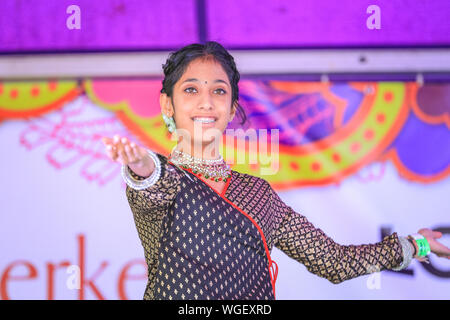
[
  {"x1": 1, "y1": 0, "x2": 450, "y2": 52},
  {"x1": 0, "y1": 79, "x2": 449, "y2": 299}
]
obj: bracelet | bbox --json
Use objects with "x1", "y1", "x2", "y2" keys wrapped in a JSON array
[
  {"x1": 406, "y1": 237, "x2": 417, "y2": 257},
  {"x1": 392, "y1": 236, "x2": 414, "y2": 271},
  {"x1": 408, "y1": 233, "x2": 431, "y2": 257},
  {"x1": 121, "y1": 149, "x2": 161, "y2": 190}
]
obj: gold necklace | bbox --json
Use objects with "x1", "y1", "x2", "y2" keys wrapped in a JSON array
[{"x1": 168, "y1": 149, "x2": 232, "y2": 182}]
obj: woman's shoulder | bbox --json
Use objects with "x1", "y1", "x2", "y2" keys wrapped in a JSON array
[{"x1": 231, "y1": 169, "x2": 273, "y2": 191}]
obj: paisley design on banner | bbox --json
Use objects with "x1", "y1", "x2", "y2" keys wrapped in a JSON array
[{"x1": 0, "y1": 79, "x2": 448, "y2": 190}]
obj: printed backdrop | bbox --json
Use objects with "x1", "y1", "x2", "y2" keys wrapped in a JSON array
[
  {"x1": 1, "y1": 0, "x2": 450, "y2": 52},
  {"x1": 0, "y1": 79, "x2": 449, "y2": 299}
]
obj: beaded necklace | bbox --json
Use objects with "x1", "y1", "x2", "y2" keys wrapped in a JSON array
[{"x1": 168, "y1": 149, "x2": 232, "y2": 182}]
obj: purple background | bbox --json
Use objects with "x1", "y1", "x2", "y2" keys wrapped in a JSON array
[
  {"x1": 1, "y1": 0, "x2": 449, "y2": 53},
  {"x1": 208, "y1": 0, "x2": 450, "y2": 48},
  {"x1": 0, "y1": 0, "x2": 198, "y2": 52}
]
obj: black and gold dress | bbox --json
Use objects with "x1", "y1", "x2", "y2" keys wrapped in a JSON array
[{"x1": 125, "y1": 152, "x2": 405, "y2": 300}]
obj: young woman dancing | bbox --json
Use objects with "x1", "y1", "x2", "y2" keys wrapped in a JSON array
[{"x1": 102, "y1": 41, "x2": 450, "y2": 300}]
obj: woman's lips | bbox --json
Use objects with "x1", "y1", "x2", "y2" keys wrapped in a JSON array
[
  {"x1": 192, "y1": 117, "x2": 217, "y2": 127},
  {"x1": 193, "y1": 120, "x2": 216, "y2": 127}
]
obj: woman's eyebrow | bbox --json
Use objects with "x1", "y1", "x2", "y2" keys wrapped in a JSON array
[{"x1": 182, "y1": 78, "x2": 230, "y2": 87}]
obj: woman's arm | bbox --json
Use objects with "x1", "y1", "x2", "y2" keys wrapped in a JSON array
[{"x1": 270, "y1": 188, "x2": 404, "y2": 284}]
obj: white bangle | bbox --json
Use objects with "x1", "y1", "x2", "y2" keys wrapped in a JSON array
[
  {"x1": 410, "y1": 233, "x2": 425, "y2": 241},
  {"x1": 392, "y1": 236, "x2": 414, "y2": 271},
  {"x1": 121, "y1": 149, "x2": 161, "y2": 190}
]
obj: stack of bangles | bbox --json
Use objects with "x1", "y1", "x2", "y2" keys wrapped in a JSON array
[
  {"x1": 121, "y1": 149, "x2": 161, "y2": 190},
  {"x1": 393, "y1": 233, "x2": 431, "y2": 271}
]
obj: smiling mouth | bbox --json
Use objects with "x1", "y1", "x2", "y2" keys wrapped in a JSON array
[{"x1": 192, "y1": 117, "x2": 217, "y2": 124}]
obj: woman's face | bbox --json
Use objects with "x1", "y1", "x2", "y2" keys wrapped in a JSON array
[{"x1": 161, "y1": 57, "x2": 237, "y2": 154}]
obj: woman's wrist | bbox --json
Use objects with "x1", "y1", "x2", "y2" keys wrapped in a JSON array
[
  {"x1": 392, "y1": 236, "x2": 415, "y2": 271},
  {"x1": 407, "y1": 236, "x2": 419, "y2": 258},
  {"x1": 408, "y1": 233, "x2": 431, "y2": 262},
  {"x1": 128, "y1": 152, "x2": 155, "y2": 178},
  {"x1": 121, "y1": 149, "x2": 161, "y2": 190}
]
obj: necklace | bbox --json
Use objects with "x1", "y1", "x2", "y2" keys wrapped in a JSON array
[{"x1": 168, "y1": 149, "x2": 232, "y2": 182}]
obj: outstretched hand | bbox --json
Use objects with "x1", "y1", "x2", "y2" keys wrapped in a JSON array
[
  {"x1": 416, "y1": 228, "x2": 450, "y2": 262},
  {"x1": 101, "y1": 134, "x2": 147, "y2": 166}
]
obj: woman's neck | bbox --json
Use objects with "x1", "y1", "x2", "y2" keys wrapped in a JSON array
[{"x1": 173, "y1": 140, "x2": 221, "y2": 161}]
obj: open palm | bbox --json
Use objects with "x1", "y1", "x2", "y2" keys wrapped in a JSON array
[{"x1": 418, "y1": 228, "x2": 450, "y2": 261}]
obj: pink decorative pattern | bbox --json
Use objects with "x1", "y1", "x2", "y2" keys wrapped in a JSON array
[{"x1": 19, "y1": 96, "x2": 138, "y2": 188}]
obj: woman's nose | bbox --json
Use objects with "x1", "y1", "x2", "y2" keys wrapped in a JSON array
[{"x1": 198, "y1": 92, "x2": 214, "y2": 110}]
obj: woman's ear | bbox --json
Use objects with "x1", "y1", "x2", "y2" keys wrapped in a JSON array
[
  {"x1": 229, "y1": 101, "x2": 238, "y2": 123},
  {"x1": 160, "y1": 93, "x2": 174, "y2": 116}
]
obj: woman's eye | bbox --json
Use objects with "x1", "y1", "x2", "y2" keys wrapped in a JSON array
[
  {"x1": 184, "y1": 87, "x2": 197, "y2": 93},
  {"x1": 215, "y1": 88, "x2": 226, "y2": 95}
]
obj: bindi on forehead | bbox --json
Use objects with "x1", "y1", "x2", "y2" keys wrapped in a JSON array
[{"x1": 181, "y1": 78, "x2": 228, "y2": 87}]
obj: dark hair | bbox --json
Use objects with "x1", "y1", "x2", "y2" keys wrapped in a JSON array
[{"x1": 160, "y1": 41, "x2": 248, "y2": 126}]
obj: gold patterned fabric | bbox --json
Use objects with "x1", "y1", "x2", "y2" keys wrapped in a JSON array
[{"x1": 125, "y1": 153, "x2": 404, "y2": 300}]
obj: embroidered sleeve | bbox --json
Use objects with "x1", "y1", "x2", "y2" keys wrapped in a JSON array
[
  {"x1": 125, "y1": 152, "x2": 181, "y2": 221},
  {"x1": 270, "y1": 188, "x2": 404, "y2": 284}
]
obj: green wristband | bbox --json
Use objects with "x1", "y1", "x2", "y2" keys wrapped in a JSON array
[{"x1": 410, "y1": 234, "x2": 431, "y2": 257}]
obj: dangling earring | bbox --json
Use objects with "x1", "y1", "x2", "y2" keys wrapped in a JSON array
[{"x1": 162, "y1": 113, "x2": 176, "y2": 133}]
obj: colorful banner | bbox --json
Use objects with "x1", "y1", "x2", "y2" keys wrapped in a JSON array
[{"x1": 0, "y1": 79, "x2": 449, "y2": 299}]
